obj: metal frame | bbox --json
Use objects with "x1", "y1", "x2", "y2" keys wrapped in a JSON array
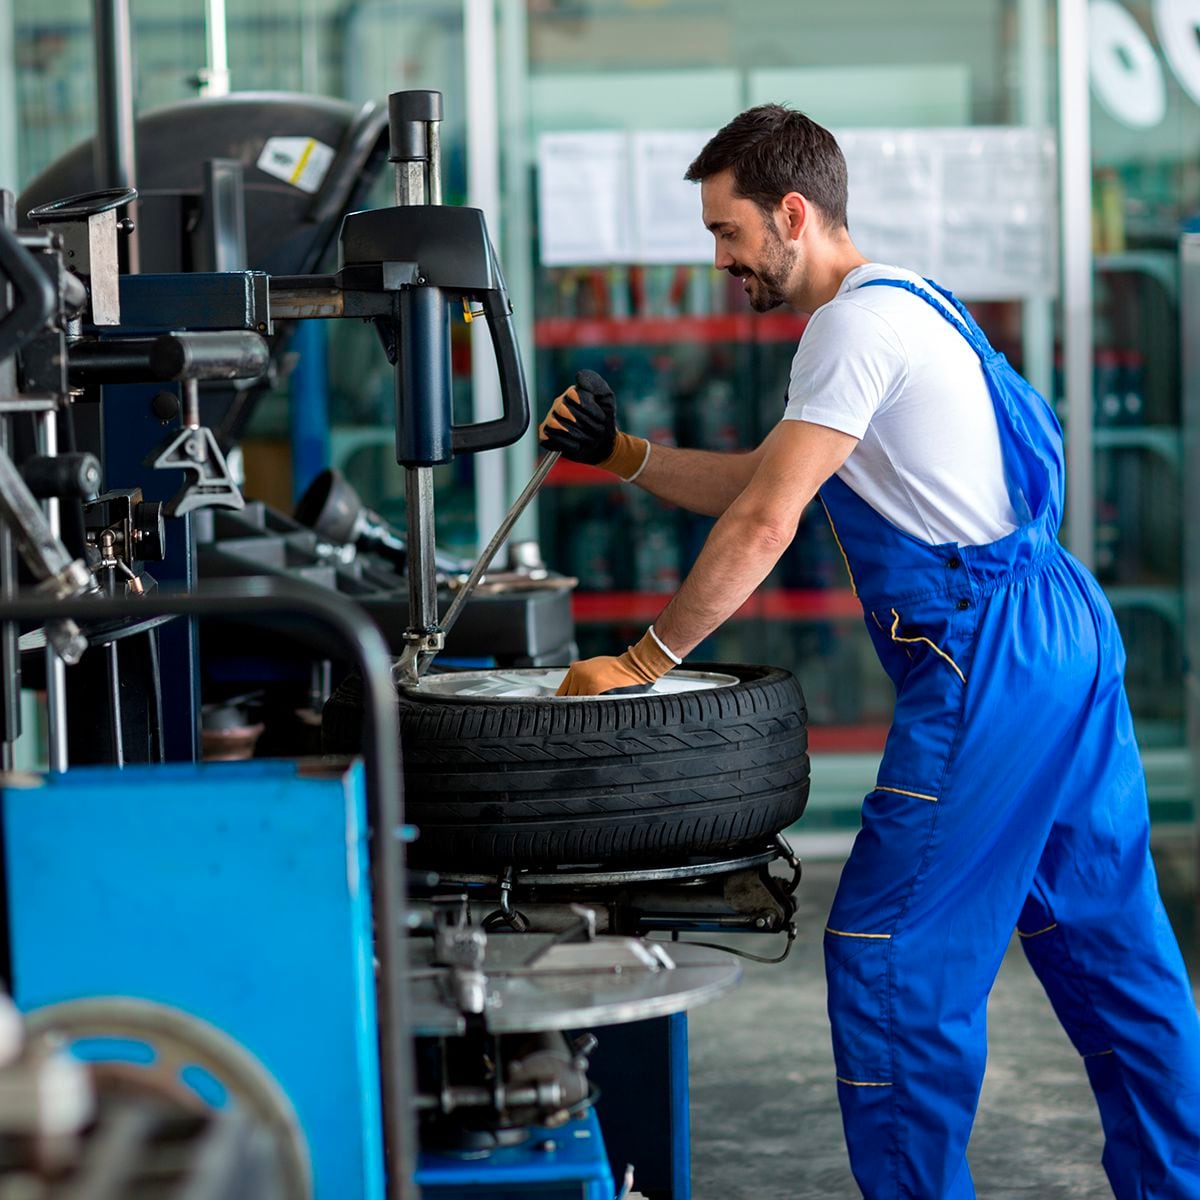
[
  {"x1": 0, "y1": 577, "x2": 418, "y2": 1200},
  {"x1": 201, "y1": 0, "x2": 231, "y2": 97},
  {"x1": 497, "y1": 0, "x2": 538, "y2": 536},
  {"x1": 0, "y1": 0, "x2": 17, "y2": 190},
  {"x1": 1018, "y1": 0, "x2": 1055, "y2": 406},
  {"x1": 1058, "y1": 0, "x2": 1095, "y2": 565},
  {"x1": 92, "y1": 0, "x2": 140, "y2": 272},
  {"x1": 464, "y1": 0, "x2": 508, "y2": 556}
]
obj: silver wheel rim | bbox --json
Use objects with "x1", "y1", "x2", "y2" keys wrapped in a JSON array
[
  {"x1": 26, "y1": 997, "x2": 312, "y2": 1199},
  {"x1": 404, "y1": 667, "x2": 739, "y2": 701}
]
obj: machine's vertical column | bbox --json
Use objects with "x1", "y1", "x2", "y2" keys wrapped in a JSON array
[
  {"x1": 388, "y1": 90, "x2": 451, "y2": 667},
  {"x1": 92, "y1": 0, "x2": 140, "y2": 273},
  {"x1": 0, "y1": 194, "x2": 21, "y2": 768}
]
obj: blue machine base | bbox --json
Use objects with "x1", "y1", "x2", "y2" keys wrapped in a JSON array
[
  {"x1": 0, "y1": 763, "x2": 695, "y2": 1200},
  {"x1": 416, "y1": 1108, "x2": 614, "y2": 1200},
  {"x1": 2, "y1": 761, "x2": 385, "y2": 1200}
]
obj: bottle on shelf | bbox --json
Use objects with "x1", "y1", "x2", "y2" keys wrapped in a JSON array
[
  {"x1": 1094, "y1": 347, "x2": 1124, "y2": 427},
  {"x1": 628, "y1": 492, "x2": 681, "y2": 594},
  {"x1": 1120, "y1": 349, "x2": 1146, "y2": 424},
  {"x1": 563, "y1": 489, "x2": 627, "y2": 593}
]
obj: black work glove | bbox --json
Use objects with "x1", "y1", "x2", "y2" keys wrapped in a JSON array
[{"x1": 539, "y1": 370, "x2": 617, "y2": 465}]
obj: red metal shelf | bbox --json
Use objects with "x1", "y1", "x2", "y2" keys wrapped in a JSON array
[
  {"x1": 571, "y1": 588, "x2": 861, "y2": 624},
  {"x1": 546, "y1": 459, "x2": 614, "y2": 487},
  {"x1": 534, "y1": 313, "x2": 808, "y2": 349},
  {"x1": 808, "y1": 724, "x2": 890, "y2": 753}
]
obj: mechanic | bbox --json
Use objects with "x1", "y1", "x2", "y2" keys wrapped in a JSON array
[{"x1": 538, "y1": 104, "x2": 1200, "y2": 1199}]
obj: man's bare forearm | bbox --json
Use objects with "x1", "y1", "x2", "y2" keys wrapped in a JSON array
[
  {"x1": 650, "y1": 421, "x2": 860, "y2": 659},
  {"x1": 653, "y1": 511, "x2": 790, "y2": 655},
  {"x1": 632, "y1": 443, "x2": 763, "y2": 516}
]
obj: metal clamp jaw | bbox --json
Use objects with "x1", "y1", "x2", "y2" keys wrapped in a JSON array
[
  {"x1": 133, "y1": 334, "x2": 269, "y2": 516},
  {"x1": 394, "y1": 627, "x2": 443, "y2": 687}
]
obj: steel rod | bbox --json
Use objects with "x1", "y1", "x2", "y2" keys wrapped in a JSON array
[
  {"x1": 68, "y1": 332, "x2": 269, "y2": 385},
  {"x1": 92, "y1": 0, "x2": 139, "y2": 272},
  {"x1": 201, "y1": 0, "x2": 230, "y2": 97},
  {"x1": 42, "y1": 412, "x2": 67, "y2": 772},
  {"x1": 404, "y1": 467, "x2": 438, "y2": 633},
  {"x1": 435, "y1": 450, "x2": 559, "y2": 652},
  {"x1": 427, "y1": 122, "x2": 442, "y2": 206},
  {"x1": 106, "y1": 641, "x2": 124, "y2": 767},
  {"x1": 181, "y1": 379, "x2": 200, "y2": 429},
  {"x1": 395, "y1": 162, "x2": 425, "y2": 208},
  {"x1": 266, "y1": 288, "x2": 345, "y2": 321}
]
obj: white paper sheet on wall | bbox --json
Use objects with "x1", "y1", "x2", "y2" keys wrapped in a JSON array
[
  {"x1": 838, "y1": 127, "x2": 1058, "y2": 300},
  {"x1": 536, "y1": 126, "x2": 1057, "y2": 299},
  {"x1": 537, "y1": 132, "x2": 632, "y2": 265},
  {"x1": 629, "y1": 130, "x2": 713, "y2": 264}
]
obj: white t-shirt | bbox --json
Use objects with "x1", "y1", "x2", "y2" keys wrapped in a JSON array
[{"x1": 784, "y1": 262, "x2": 1018, "y2": 547}]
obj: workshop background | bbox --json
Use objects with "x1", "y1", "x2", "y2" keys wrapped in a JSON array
[
  {"x1": 3, "y1": 2, "x2": 1200, "y2": 1198},
  {"x1": 7, "y1": 0, "x2": 1196, "y2": 826}
]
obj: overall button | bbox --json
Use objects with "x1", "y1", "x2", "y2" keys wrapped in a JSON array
[
  {"x1": 946, "y1": 556, "x2": 962, "y2": 569},
  {"x1": 956, "y1": 598, "x2": 971, "y2": 611}
]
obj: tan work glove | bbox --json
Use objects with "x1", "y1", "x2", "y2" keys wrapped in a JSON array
[
  {"x1": 556, "y1": 627, "x2": 680, "y2": 696},
  {"x1": 538, "y1": 368, "x2": 650, "y2": 481}
]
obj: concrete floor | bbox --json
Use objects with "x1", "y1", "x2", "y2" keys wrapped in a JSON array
[{"x1": 688, "y1": 832, "x2": 1200, "y2": 1199}]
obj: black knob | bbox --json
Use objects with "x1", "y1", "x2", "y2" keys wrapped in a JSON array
[
  {"x1": 388, "y1": 90, "x2": 442, "y2": 162},
  {"x1": 151, "y1": 390, "x2": 180, "y2": 422},
  {"x1": 22, "y1": 453, "x2": 101, "y2": 500}
]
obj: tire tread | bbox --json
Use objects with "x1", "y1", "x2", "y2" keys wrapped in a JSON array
[{"x1": 322, "y1": 663, "x2": 809, "y2": 867}]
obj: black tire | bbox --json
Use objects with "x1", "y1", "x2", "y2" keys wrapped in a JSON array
[{"x1": 322, "y1": 664, "x2": 809, "y2": 869}]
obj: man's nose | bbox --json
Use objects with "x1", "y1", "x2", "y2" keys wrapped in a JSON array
[{"x1": 714, "y1": 244, "x2": 733, "y2": 271}]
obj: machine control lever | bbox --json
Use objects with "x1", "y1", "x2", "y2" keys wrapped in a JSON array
[{"x1": 68, "y1": 330, "x2": 269, "y2": 385}]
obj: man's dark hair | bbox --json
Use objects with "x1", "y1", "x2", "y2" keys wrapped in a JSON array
[{"x1": 685, "y1": 103, "x2": 849, "y2": 230}]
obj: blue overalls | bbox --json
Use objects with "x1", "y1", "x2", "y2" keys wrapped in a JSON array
[{"x1": 818, "y1": 278, "x2": 1200, "y2": 1198}]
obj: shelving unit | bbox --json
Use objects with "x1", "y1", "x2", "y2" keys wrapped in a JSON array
[
  {"x1": 1092, "y1": 426, "x2": 1181, "y2": 465},
  {"x1": 534, "y1": 313, "x2": 808, "y2": 348},
  {"x1": 571, "y1": 587, "x2": 862, "y2": 624},
  {"x1": 1089, "y1": 250, "x2": 1186, "y2": 754}
]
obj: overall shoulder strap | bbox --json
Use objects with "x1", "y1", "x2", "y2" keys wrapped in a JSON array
[{"x1": 855, "y1": 277, "x2": 994, "y2": 362}]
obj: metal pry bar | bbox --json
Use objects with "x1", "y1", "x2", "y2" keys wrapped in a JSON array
[{"x1": 393, "y1": 450, "x2": 559, "y2": 685}]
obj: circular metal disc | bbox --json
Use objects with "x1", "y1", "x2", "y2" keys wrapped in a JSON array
[
  {"x1": 19, "y1": 612, "x2": 178, "y2": 654},
  {"x1": 436, "y1": 847, "x2": 778, "y2": 888},
  {"x1": 24, "y1": 997, "x2": 311, "y2": 1199},
  {"x1": 408, "y1": 937, "x2": 742, "y2": 1036},
  {"x1": 406, "y1": 667, "x2": 738, "y2": 702}
]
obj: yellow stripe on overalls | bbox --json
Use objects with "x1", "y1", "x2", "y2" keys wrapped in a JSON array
[
  {"x1": 820, "y1": 497, "x2": 857, "y2": 597},
  {"x1": 889, "y1": 609, "x2": 966, "y2": 684}
]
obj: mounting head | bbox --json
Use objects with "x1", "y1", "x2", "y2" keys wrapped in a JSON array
[{"x1": 387, "y1": 90, "x2": 443, "y2": 163}]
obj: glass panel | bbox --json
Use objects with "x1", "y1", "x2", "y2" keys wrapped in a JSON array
[{"x1": 1089, "y1": 2, "x2": 1195, "y2": 801}]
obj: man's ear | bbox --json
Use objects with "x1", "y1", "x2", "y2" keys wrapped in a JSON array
[{"x1": 780, "y1": 192, "x2": 809, "y2": 242}]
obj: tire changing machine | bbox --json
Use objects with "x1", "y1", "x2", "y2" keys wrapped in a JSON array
[{"x1": 0, "y1": 65, "x2": 804, "y2": 1199}]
